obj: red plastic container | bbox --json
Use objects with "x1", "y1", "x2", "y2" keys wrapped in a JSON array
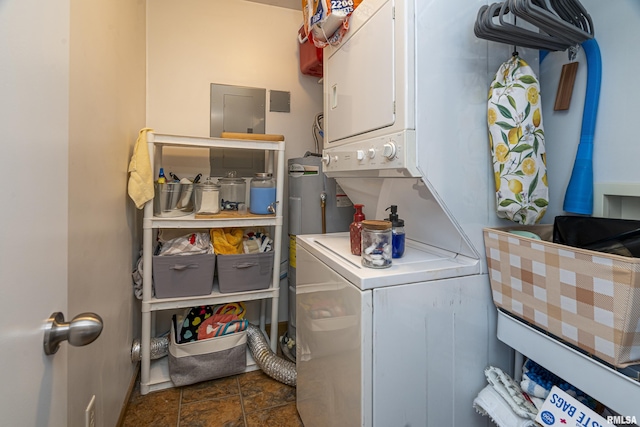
[{"x1": 299, "y1": 26, "x2": 323, "y2": 78}]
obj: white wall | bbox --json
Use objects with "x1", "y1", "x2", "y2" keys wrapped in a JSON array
[
  {"x1": 68, "y1": 0, "x2": 146, "y2": 426},
  {"x1": 146, "y1": 0, "x2": 322, "y2": 155},
  {"x1": 146, "y1": 0, "x2": 324, "y2": 322},
  {"x1": 540, "y1": 1, "x2": 640, "y2": 221}
]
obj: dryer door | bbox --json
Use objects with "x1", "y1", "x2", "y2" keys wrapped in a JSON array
[{"x1": 325, "y1": 0, "x2": 395, "y2": 145}]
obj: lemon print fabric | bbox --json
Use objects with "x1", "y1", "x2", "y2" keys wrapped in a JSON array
[{"x1": 488, "y1": 55, "x2": 548, "y2": 225}]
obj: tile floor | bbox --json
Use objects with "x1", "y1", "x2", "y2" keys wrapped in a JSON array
[
  {"x1": 122, "y1": 324, "x2": 303, "y2": 427},
  {"x1": 122, "y1": 369, "x2": 304, "y2": 427}
]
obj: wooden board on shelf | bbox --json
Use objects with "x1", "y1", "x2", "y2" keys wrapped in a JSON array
[
  {"x1": 195, "y1": 211, "x2": 275, "y2": 220},
  {"x1": 220, "y1": 132, "x2": 284, "y2": 141}
]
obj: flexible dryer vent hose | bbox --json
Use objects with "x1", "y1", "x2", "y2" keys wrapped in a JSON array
[
  {"x1": 130, "y1": 324, "x2": 297, "y2": 387},
  {"x1": 246, "y1": 323, "x2": 297, "y2": 387},
  {"x1": 130, "y1": 337, "x2": 169, "y2": 363}
]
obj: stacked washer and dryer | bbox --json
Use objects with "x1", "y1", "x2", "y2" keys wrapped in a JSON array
[{"x1": 295, "y1": 0, "x2": 522, "y2": 425}]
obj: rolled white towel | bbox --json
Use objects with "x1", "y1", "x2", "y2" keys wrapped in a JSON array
[
  {"x1": 485, "y1": 366, "x2": 538, "y2": 420},
  {"x1": 474, "y1": 385, "x2": 538, "y2": 427}
]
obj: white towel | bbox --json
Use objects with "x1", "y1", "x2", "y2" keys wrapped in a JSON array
[
  {"x1": 485, "y1": 366, "x2": 538, "y2": 420},
  {"x1": 127, "y1": 128, "x2": 154, "y2": 209},
  {"x1": 474, "y1": 385, "x2": 538, "y2": 427}
]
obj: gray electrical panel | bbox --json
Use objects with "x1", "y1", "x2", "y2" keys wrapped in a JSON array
[
  {"x1": 209, "y1": 83, "x2": 266, "y2": 177},
  {"x1": 210, "y1": 83, "x2": 265, "y2": 136}
]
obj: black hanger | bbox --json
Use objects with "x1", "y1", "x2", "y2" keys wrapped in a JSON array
[{"x1": 474, "y1": 0, "x2": 594, "y2": 51}]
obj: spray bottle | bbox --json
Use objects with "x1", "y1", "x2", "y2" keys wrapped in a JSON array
[
  {"x1": 386, "y1": 205, "x2": 405, "y2": 258},
  {"x1": 350, "y1": 204, "x2": 366, "y2": 255}
]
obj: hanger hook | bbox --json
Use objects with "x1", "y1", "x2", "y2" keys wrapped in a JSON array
[{"x1": 568, "y1": 44, "x2": 579, "y2": 62}]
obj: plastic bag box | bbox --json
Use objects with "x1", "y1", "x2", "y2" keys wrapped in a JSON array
[
  {"x1": 152, "y1": 253, "x2": 215, "y2": 298},
  {"x1": 216, "y1": 252, "x2": 274, "y2": 293}
]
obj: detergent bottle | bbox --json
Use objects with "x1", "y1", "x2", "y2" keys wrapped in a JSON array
[{"x1": 157, "y1": 167, "x2": 167, "y2": 184}]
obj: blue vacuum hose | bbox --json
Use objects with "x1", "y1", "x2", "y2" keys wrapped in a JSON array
[{"x1": 562, "y1": 38, "x2": 602, "y2": 215}]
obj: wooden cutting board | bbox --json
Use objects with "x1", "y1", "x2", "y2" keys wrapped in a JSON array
[{"x1": 220, "y1": 132, "x2": 284, "y2": 141}]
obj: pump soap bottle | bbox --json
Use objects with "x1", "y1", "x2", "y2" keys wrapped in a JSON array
[
  {"x1": 350, "y1": 204, "x2": 366, "y2": 255},
  {"x1": 386, "y1": 205, "x2": 405, "y2": 258}
]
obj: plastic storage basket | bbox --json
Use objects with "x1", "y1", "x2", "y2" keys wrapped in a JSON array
[
  {"x1": 216, "y1": 252, "x2": 274, "y2": 293},
  {"x1": 152, "y1": 253, "x2": 215, "y2": 298}
]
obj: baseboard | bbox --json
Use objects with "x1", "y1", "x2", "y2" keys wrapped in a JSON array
[{"x1": 115, "y1": 362, "x2": 140, "y2": 427}]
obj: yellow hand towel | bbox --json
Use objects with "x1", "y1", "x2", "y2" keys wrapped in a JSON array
[
  {"x1": 127, "y1": 128, "x2": 155, "y2": 209},
  {"x1": 211, "y1": 228, "x2": 244, "y2": 255}
]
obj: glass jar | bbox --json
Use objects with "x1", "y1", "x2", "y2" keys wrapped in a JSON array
[
  {"x1": 250, "y1": 172, "x2": 276, "y2": 215},
  {"x1": 194, "y1": 178, "x2": 220, "y2": 215},
  {"x1": 217, "y1": 171, "x2": 246, "y2": 210},
  {"x1": 361, "y1": 220, "x2": 392, "y2": 268}
]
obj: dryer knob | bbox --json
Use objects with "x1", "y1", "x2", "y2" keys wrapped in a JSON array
[
  {"x1": 383, "y1": 142, "x2": 397, "y2": 159},
  {"x1": 368, "y1": 148, "x2": 376, "y2": 159},
  {"x1": 356, "y1": 149, "x2": 365, "y2": 161},
  {"x1": 322, "y1": 154, "x2": 331, "y2": 165}
]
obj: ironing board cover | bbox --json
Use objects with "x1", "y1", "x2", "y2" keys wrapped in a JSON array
[{"x1": 488, "y1": 55, "x2": 548, "y2": 225}]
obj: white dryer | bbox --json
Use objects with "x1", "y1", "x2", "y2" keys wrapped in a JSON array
[{"x1": 296, "y1": 0, "x2": 522, "y2": 425}]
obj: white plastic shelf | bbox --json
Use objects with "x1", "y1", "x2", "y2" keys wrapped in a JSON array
[
  {"x1": 497, "y1": 310, "x2": 640, "y2": 419},
  {"x1": 139, "y1": 132, "x2": 285, "y2": 395},
  {"x1": 150, "y1": 132, "x2": 284, "y2": 152},
  {"x1": 144, "y1": 214, "x2": 282, "y2": 230},
  {"x1": 143, "y1": 283, "x2": 280, "y2": 312}
]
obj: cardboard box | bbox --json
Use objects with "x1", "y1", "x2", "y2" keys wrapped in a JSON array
[
  {"x1": 535, "y1": 386, "x2": 608, "y2": 426},
  {"x1": 484, "y1": 225, "x2": 640, "y2": 367}
]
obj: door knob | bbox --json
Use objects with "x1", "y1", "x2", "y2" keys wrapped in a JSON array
[{"x1": 43, "y1": 312, "x2": 103, "y2": 355}]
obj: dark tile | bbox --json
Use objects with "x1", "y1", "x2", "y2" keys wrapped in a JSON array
[
  {"x1": 245, "y1": 402, "x2": 303, "y2": 427},
  {"x1": 181, "y1": 376, "x2": 240, "y2": 403},
  {"x1": 239, "y1": 370, "x2": 296, "y2": 414},
  {"x1": 122, "y1": 386, "x2": 181, "y2": 427},
  {"x1": 179, "y1": 394, "x2": 245, "y2": 427}
]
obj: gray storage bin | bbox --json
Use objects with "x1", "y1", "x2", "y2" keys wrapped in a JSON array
[
  {"x1": 217, "y1": 252, "x2": 274, "y2": 293},
  {"x1": 168, "y1": 316, "x2": 246, "y2": 387},
  {"x1": 152, "y1": 253, "x2": 215, "y2": 298}
]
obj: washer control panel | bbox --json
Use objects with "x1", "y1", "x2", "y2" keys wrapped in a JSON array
[{"x1": 322, "y1": 131, "x2": 418, "y2": 176}]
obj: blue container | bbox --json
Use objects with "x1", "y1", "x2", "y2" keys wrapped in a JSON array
[{"x1": 250, "y1": 173, "x2": 276, "y2": 215}]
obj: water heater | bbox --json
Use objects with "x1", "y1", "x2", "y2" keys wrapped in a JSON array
[{"x1": 285, "y1": 155, "x2": 354, "y2": 359}]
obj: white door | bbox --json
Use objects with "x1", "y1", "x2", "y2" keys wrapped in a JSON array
[{"x1": 0, "y1": 1, "x2": 70, "y2": 425}]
